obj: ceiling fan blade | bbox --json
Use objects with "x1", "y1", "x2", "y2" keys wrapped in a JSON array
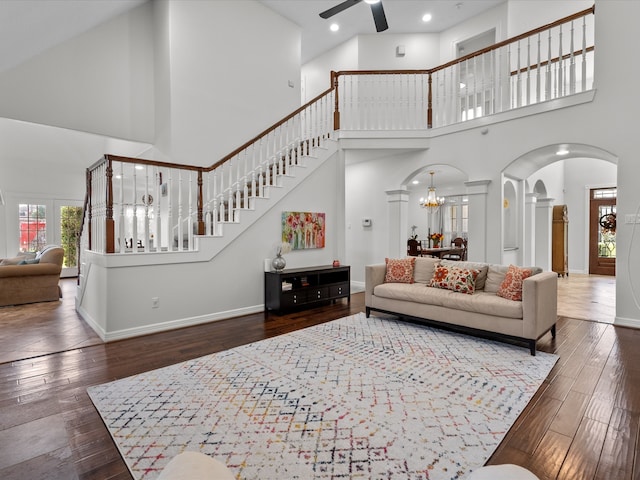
[
  {"x1": 319, "y1": 0, "x2": 362, "y2": 19},
  {"x1": 370, "y1": 1, "x2": 388, "y2": 32}
]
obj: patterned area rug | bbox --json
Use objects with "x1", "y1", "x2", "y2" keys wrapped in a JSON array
[{"x1": 88, "y1": 313, "x2": 557, "y2": 479}]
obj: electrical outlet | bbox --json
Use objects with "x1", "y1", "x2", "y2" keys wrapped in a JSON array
[{"x1": 152, "y1": 297, "x2": 159, "y2": 308}]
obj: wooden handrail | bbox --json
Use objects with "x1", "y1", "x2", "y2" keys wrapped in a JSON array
[
  {"x1": 511, "y1": 45, "x2": 595, "y2": 76},
  {"x1": 430, "y1": 5, "x2": 595, "y2": 74},
  {"x1": 209, "y1": 86, "x2": 334, "y2": 171}
]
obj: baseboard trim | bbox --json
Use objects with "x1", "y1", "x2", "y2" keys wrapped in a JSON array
[
  {"x1": 614, "y1": 316, "x2": 640, "y2": 329},
  {"x1": 77, "y1": 304, "x2": 265, "y2": 342}
]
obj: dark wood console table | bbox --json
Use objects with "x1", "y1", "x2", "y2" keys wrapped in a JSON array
[{"x1": 265, "y1": 265, "x2": 350, "y2": 312}]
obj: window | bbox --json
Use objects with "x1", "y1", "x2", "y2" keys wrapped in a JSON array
[
  {"x1": 445, "y1": 196, "x2": 468, "y2": 239},
  {"x1": 60, "y1": 206, "x2": 83, "y2": 268},
  {"x1": 19, "y1": 204, "x2": 47, "y2": 252}
]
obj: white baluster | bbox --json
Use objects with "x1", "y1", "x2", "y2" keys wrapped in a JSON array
[
  {"x1": 177, "y1": 170, "x2": 183, "y2": 251},
  {"x1": 144, "y1": 165, "x2": 150, "y2": 251},
  {"x1": 154, "y1": 166, "x2": 161, "y2": 251},
  {"x1": 119, "y1": 163, "x2": 125, "y2": 252},
  {"x1": 212, "y1": 169, "x2": 219, "y2": 233},
  {"x1": 132, "y1": 164, "x2": 138, "y2": 252},
  {"x1": 569, "y1": 20, "x2": 576, "y2": 94},
  {"x1": 188, "y1": 171, "x2": 193, "y2": 250},
  {"x1": 526, "y1": 37, "x2": 531, "y2": 106},
  {"x1": 546, "y1": 28, "x2": 552, "y2": 100},
  {"x1": 558, "y1": 24, "x2": 564, "y2": 97},
  {"x1": 516, "y1": 40, "x2": 522, "y2": 108},
  {"x1": 167, "y1": 170, "x2": 173, "y2": 249},
  {"x1": 581, "y1": 15, "x2": 587, "y2": 92},
  {"x1": 536, "y1": 33, "x2": 541, "y2": 103}
]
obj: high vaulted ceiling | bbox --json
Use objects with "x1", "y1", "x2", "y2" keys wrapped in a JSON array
[
  {"x1": 0, "y1": 0, "x2": 503, "y2": 73},
  {"x1": 261, "y1": 0, "x2": 503, "y2": 63}
]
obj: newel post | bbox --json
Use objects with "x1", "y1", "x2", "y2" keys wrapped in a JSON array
[
  {"x1": 427, "y1": 72, "x2": 433, "y2": 129},
  {"x1": 87, "y1": 168, "x2": 92, "y2": 251},
  {"x1": 105, "y1": 158, "x2": 115, "y2": 253},
  {"x1": 332, "y1": 71, "x2": 341, "y2": 130},
  {"x1": 197, "y1": 170, "x2": 205, "y2": 235}
]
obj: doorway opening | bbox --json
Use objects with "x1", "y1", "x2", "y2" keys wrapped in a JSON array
[{"x1": 589, "y1": 187, "x2": 616, "y2": 275}]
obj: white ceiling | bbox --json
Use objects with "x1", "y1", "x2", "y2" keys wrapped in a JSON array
[
  {"x1": 262, "y1": 0, "x2": 504, "y2": 63},
  {"x1": 0, "y1": 0, "x2": 503, "y2": 72}
]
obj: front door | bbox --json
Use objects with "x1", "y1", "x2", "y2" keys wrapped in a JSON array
[{"x1": 589, "y1": 187, "x2": 616, "y2": 276}]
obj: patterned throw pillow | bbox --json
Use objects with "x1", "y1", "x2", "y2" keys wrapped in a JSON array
[
  {"x1": 384, "y1": 257, "x2": 416, "y2": 284},
  {"x1": 429, "y1": 265, "x2": 480, "y2": 294},
  {"x1": 496, "y1": 264, "x2": 532, "y2": 301}
]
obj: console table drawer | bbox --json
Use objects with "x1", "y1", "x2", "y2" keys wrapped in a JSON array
[
  {"x1": 280, "y1": 291, "x2": 307, "y2": 308},
  {"x1": 330, "y1": 284, "x2": 349, "y2": 298}
]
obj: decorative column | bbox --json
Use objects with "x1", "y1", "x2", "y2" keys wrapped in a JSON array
[
  {"x1": 464, "y1": 180, "x2": 491, "y2": 262},
  {"x1": 535, "y1": 198, "x2": 555, "y2": 271},
  {"x1": 385, "y1": 188, "x2": 409, "y2": 258},
  {"x1": 524, "y1": 193, "x2": 538, "y2": 266}
]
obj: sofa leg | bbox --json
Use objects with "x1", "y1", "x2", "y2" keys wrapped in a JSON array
[
  {"x1": 551, "y1": 324, "x2": 557, "y2": 338},
  {"x1": 529, "y1": 340, "x2": 536, "y2": 356},
  {"x1": 365, "y1": 307, "x2": 371, "y2": 318}
]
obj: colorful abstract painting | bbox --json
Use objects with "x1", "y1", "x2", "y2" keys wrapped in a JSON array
[{"x1": 281, "y1": 211, "x2": 325, "y2": 250}]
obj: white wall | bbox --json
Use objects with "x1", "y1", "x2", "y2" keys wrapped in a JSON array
[
  {"x1": 507, "y1": 0, "x2": 594, "y2": 37},
  {"x1": 0, "y1": 2, "x2": 155, "y2": 142},
  {"x1": 160, "y1": 0, "x2": 302, "y2": 165},
  {"x1": 438, "y1": 2, "x2": 508, "y2": 63},
  {"x1": 302, "y1": 37, "x2": 358, "y2": 102},
  {"x1": 357, "y1": 33, "x2": 440, "y2": 70}
]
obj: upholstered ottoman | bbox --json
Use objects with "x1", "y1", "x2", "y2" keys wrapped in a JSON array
[
  {"x1": 467, "y1": 464, "x2": 539, "y2": 479},
  {"x1": 157, "y1": 451, "x2": 235, "y2": 480}
]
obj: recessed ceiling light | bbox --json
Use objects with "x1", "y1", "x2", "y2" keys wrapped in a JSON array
[
  {"x1": 556, "y1": 148, "x2": 569, "y2": 156},
  {"x1": 364, "y1": 0, "x2": 381, "y2": 4},
  {"x1": 330, "y1": 23, "x2": 339, "y2": 32},
  {"x1": 422, "y1": 13, "x2": 432, "y2": 22},
  {"x1": 412, "y1": 180, "x2": 419, "y2": 185}
]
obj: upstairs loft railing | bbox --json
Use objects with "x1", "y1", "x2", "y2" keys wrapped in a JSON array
[
  {"x1": 333, "y1": 5, "x2": 595, "y2": 130},
  {"x1": 79, "y1": 6, "x2": 594, "y2": 259}
]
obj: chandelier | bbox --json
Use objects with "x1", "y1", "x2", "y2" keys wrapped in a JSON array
[{"x1": 419, "y1": 171, "x2": 445, "y2": 213}]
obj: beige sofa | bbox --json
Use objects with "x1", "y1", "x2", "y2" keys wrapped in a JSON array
[
  {"x1": 0, "y1": 245, "x2": 65, "y2": 307},
  {"x1": 365, "y1": 257, "x2": 557, "y2": 355}
]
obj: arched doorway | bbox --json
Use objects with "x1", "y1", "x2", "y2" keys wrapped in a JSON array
[{"x1": 503, "y1": 144, "x2": 618, "y2": 273}]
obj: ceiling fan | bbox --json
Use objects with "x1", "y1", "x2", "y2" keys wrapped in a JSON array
[{"x1": 319, "y1": 0, "x2": 389, "y2": 32}]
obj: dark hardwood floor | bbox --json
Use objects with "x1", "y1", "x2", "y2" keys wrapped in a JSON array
[{"x1": 0, "y1": 278, "x2": 637, "y2": 479}]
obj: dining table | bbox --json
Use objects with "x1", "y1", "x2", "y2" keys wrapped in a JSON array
[{"x1": 418, "y1": 246, "x2": 464, "y2": 259}]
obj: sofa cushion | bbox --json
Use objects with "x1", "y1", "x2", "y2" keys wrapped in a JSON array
[
  {"x1": 0, "y1": 257, "x2": 24, "y2": 266},
  {"x1": 374, "y1": 282, "x2": 451, "y2": 307},
  {"x1": 372, "y1": 284, "x2": 524, "y2": 319},
  {"x1": 441, "y1": 260, "x2": 488, "y2": 290},
  {"x1": 18, "y1": 258, "x2": 40, "y2": 265},
  {"x1": 384, "y1": 257, "x2": 416, "y2": 284},
  {"x1": 429, "y1": 265, "x2": 480, "y2": 295},
  {"x1": 497, "y1": 265, "x2": 532, "y2": 301},
  {"x1": 413, "y1": 256, "x2": 440, "y2": 284},
  {"x1": 485, "y1": 264, "x2": 542, "y2": 293}
]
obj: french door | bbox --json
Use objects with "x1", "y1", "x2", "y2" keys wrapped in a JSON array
[
  {"x1": 589, "y1": 188, "x2": 616, "y2": 276},
  {"x1": 54, "y1": 200, "x2": 83, "y2": 278}
]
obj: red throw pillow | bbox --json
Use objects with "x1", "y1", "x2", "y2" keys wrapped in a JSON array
[
  {"x1": 384, "y1": 257, "x2": 416, "y2": 284},
  {"x1": 496, "y1": 264, "x2": 532, "y2": 301},
  {"x1": 429, "y1": 265, "x2": 479, "y2": 294}
]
